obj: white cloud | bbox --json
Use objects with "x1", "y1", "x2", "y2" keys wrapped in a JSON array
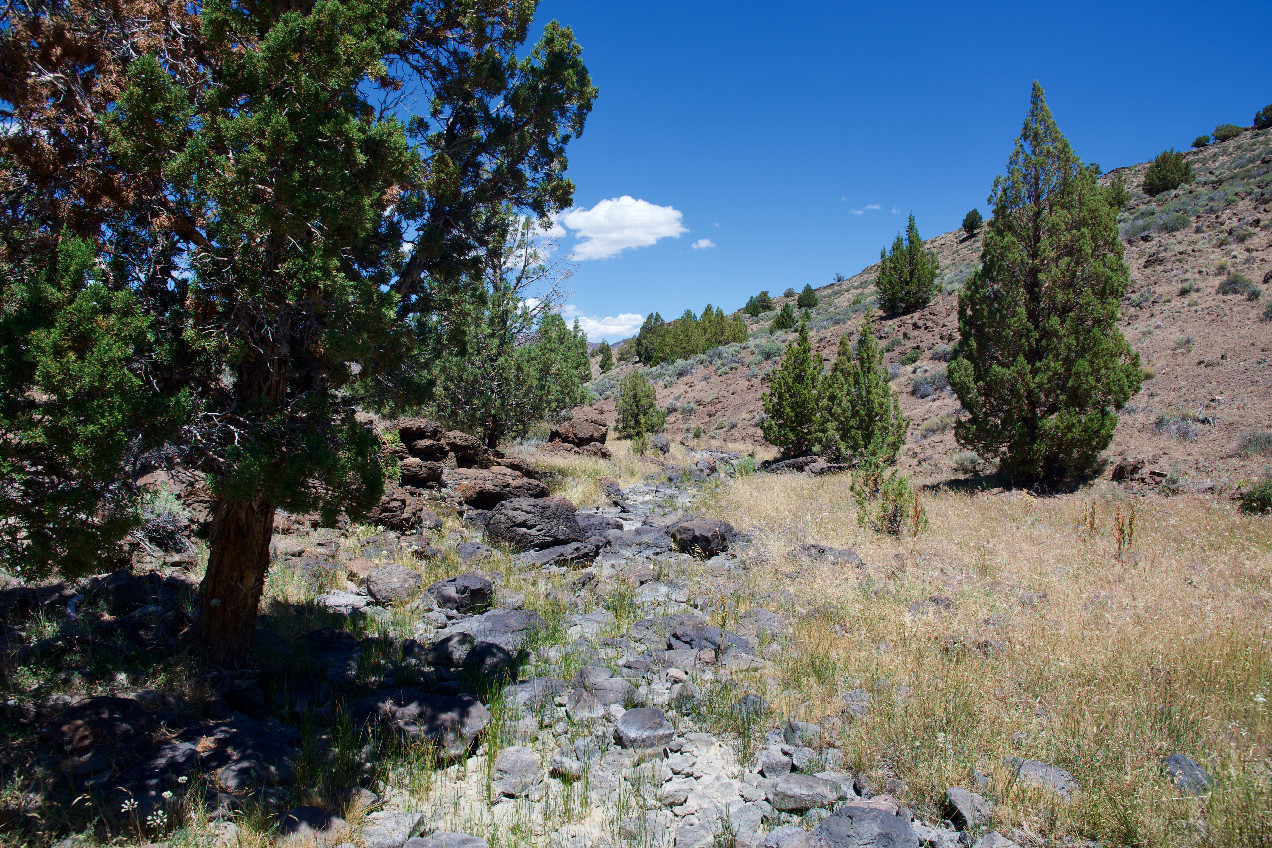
[
  {"x1": 558, "y1": 196, "x2": 687, "y2": 260},
  {"x1": 559, "y1": 304, "x2": 645, "y2": 340},
  {"x1": 891, "y1": 206, "x2": 902, "y2": 215},
  {"x1": 691, "y1": 238, "x2": 716, "y2": 250},
  {"x1": 865, "y1": 203, "x2": 882, "y2": 211},
  {"x1": 850, "y1": 209, "x2": 864, "y2": 216}
]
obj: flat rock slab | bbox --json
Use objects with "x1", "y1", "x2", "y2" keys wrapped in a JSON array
[
  {"x1": 405, "y1": 834, "x2": 488, "y2": 848},
  {"x1": 427, "y1": 572, "x2": 493, "y2": 613},
  {"x1": 802, "y1": 801, "x2": 917, "y2": 847},
  {"x1": 1005, "y1": 757, "x2": 1078, "y2": 800},
  {"x1": 434, "y1": 608, "x2": 544, "y2": 654},
  {"x1": 517, "y1": 541, "x2": 599, "y2": 568},
  {"x1": 360, "y1": 810, "x2": 425, "y2": 848},
  {"x1": 366, "y1": 564, "x2": 423, "y2": 605},
  {"x1": 492, "y1": 745, "x2": 542, "y2": 797},
  {"x1": 615, "y1": 707, "x2": 675, "y2": 750},
  {"x1": 767, "y1": 773, "x2": 844, "y2": 812},
  {"x1": 357, "y1": 690, "x2": 489, "y2": 759},
  {"x1": 945, "y1": 786, "x2": 992, "y2": 829},
  {"x1": 1162, "y1": 753, "x2": 1213, "y2": 795}
]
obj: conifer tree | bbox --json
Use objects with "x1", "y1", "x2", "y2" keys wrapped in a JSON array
[
  {"x1": 761, "y1": 323, "x2": 822, "y2": 457},
  {"x1": 797, "y1": 283, "x2": 819, "y2": 309},
  {"x1": 962, "y1": 209, "x2": 983, "y2": 236},
  {"x1": 876, "y1": 214, "x2": 940, "y2": 314},
  {"x1": 615, "y1": 371, "x2": 664, "y2": 439},
  {"x1": 597, "y1": 340, "x2": 613, "y2": 372},
  {"x1": 818, "y1": 317, "x2": 907, "y2": 465},
  {"x1": 770, "y1": 302, "x2": 797, "y2": 332},
  {"x1": 948, "y1": 82, "x2": 1142, "y2": 481}
]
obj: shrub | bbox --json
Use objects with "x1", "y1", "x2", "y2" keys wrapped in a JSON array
[
  {"x1": 899, "y1": 349, "x2": 921, "y2": 366},
  {"x1": 680, "y1": 401, "x2": 697, "y2": 417},
  {"x1": 1212, "y1": 123, "x2": 1243, "y2": 142},
  {"x1": 754, "y1": 340, "x2": 784, "y2": 362},
  {"x1": 770, "y1": 302, "x2": 797, "y2": 332},
  {"x1": 615, "y1": 371, "x2": 665, "y2": 439},
  {"x1": 877, "y1": 214, "x2": 940, "y2": 314},
  {"x1": 911, "y1": 371, "x2": 949, "y2": 399},
  {"x1": 1218, "y1": 272, "x2": 1258, "y2": 296},
  {"x1": 854, "y1": 465, "x2": 926, "y2": 536},
  {"x1": 962, "y1": 209, "x2": 983, "y2": 236},
  {"x1": 1142, "y1": 149, "x2": 1193, "y2": 196},
  {"x1": 1255, "y1": 105, "x2": 1272, "y2": 131},
  {"x1": 1239, "y1": 480, "x2": 1272, "y2": 515},
  {"x1": 1192, "y1": 135, "x2": 1211, "y2": 149},
  {"x1": 743, "y1": 290, "x2": 774, "y2": 317},
  {"x1": 1108, "y1": 173, "x2": 1131, "y2": 209},
  {"x1": 1264, "y1": 300, "x2": 1272, "y2": 322},
  {"x1": 930, "y1": 343, "x2": 955, "y2": 362},
  {"x1": 693, "y1": 425, "x2": 702, "y2": 439},
  {"x1": 783, "y1": 287, "x2": 796, "y2": 298},
  {"x1": 1155, "y1": 412, "x2": 1205, "y2": 441},
  {"x1": 797, "y1": 283, "x2": 819, "y2": 309},
  {"x1": 952, "y1": 451, "x2": 981, "y2": 475},
  {"x1": 1237, "y1": 430, "x2": 1272, "y2": 457}
]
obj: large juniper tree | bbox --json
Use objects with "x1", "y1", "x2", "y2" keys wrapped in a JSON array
[
  {"x1": 761, "y1": 323, "x2": 822, "y2": 458},
  {"x1": 1, "y1": 0, "x2": 595, "y2": 664},
  {"x1": 818, "y1": 317, "x2": 907, "y2": 466},
  {"x1": 876, "y1": 214, "x2": 939, "y2": 315},
  {"x1": 948, "y1": 83, "x2": 1141, "y2": 481}
]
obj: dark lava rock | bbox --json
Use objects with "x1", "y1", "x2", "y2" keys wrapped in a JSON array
[
  {"x1": 1162, "y1": 753, "x2": 1213, "y2": 795},
  {"x1": 668, "y1": 517, "x2": 735, "y2": 558},
  {"x1": 615, "y1": 708, "x2": 675, "y2": 750},
  {"x1": 802, "y1": 800, "x2": 917, "y2": 847},
  {"x1": 486, "y1": 496, "x2": 584, "y2": 551},
  {"x1": 366, "y1": 564, "x2": 423, "y2": 605},
  {"x1": 356, "y1": 690, "x2": 489, "y2": 759},
  {"x1": 427, "y1": 573, "x2": 493, "y2": 613}
]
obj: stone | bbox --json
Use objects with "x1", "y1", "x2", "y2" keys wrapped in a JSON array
[
  {"x1": 760, "y1": 748, "x2": 794, "y2": 778},
  {"x1": 485, "y1": 496, "x2": 584, "y2": 551},
  {"x1": 492, "y1": 746, "x2": 542, "y2": 798},
  {"x1": 1004, "y1": 757, "x2": 1078, "y2": 800},
  {"x1": 399, "y1": 458, "x2": 443, "y2": 487},
  {"x1": 1162, "y1": 753, "x2": 1213, "y2": 795},
  {"x1": 365, "y1": 564, "x2": 422, "y2": 605},
  {"x1": 783, "y1": 721, "x2": 823, "y2": 748},
  {"x1": 404, "y1": 835, "x2": 488, "y2": 848},
  {"x1": 668, "y1": 517, "x2": 735, "y2": 557},
  {"x1": 577, "y1": 513, "x2": 624, "y2": 535},
  {"x1": 972, "y1": 833, "x2": 1020, "y2": 848},
  {"x1": 801, "y1": 800, "x2": 917, "y2": 848},
  {"x1": 615, "y1": 707, "x2": 675, "y2": 750},
  {"x1": 550, "y1": 415, "x2": 608, "y2": 446},
  {"x1": 767, "y1": 774, "x2": 844, "y2": 812},
  {"x1": 317, "y1": 591, "x2": 370, "y2": 615},
  {"x1": 760, "y1": 825, "x2": 810, "y2": 848},
  {"x1": 360, "y1": 811, "x2": 425, "y2": 848},
  {"x1": 357, "y1": 690, "x2": 489, "y2": 759},
  {"x1": 397, "y1": 418, "x2": 444, "y2": 444},
  {"x1": 1111, "y1": 457, "x2": 1145, "y2": 482},
  {"x1": 944, "y1": 787, "x2": 992, "y2": 829},
  {"x1": 549, "y1": 754, "x2": 584, "y2": 780},
  {"x1": 732, "y1": 694, "x2": 769, "y2": 720},
  {"x1": 434, "y1": 608, "x2": 544, "y2": 654},
  {"x1": 277, "y1": 807, "x2": 350, "y2": 847},
  {"x1": 788, "y1": 544, "x2": 863, "y2": 568},
  {"x1": 518, "y1": 542, "x2": 599, "y2": 568},
  {"x1": 658, "y1": 779, "x2": 694, "y2": 806},
  {"x1": 441, "y1": 431, "x2": 492, "y2": 467},
  {"x1": 566, "y1": 689, "x2": 604, "y2": 723},
  {"x1": 507, "y1": 677, "x2": 567, "y2": 713},
  {"x1": 650, "y1": 434, "x2": 672, "y2": 455},
  {"x1": 407, "y1": 438, "x2": 448, "y2": 460},
  {"x1": 448, "y1": 467, "x2": 549, "y2": 508},
  {"x1": 427, "y1": 573, "x2": 493, "y2": 613},
  {"x1": 840, "y1": 690, "x2": 870, "y2": 720},
  {"x1": 455, "y1": 541, "x2": 495, "y2": 562}
]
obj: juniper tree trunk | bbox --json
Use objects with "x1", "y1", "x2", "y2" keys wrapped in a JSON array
[{"x1": 194, "y1": 491, "x2": 276, "y2": 666}]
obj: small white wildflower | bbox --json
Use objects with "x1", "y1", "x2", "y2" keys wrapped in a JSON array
[
  {"x1": 120, "y1": 799, "x2": 138, "y2": 814},
  {"x1": 1255, "y1": 694, "x2": 1267, "y2": 704},
  {"x1": 161, "y1": 790, "x2": 173, "y2": 800},
  {"x1": 177, "y1": 775, "x2": 189, "y2": 784}
]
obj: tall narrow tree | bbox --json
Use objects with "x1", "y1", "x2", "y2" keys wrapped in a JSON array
[
  {"x1": 876, "y1": 214, "x2": 940, "y2": 314},
  {"x1": 818, "y1": 317, "x2": 907, "y2": 465},
  {"x1": 761, "y1": 323, "x2": 821, "y2": 458},
  {"x1": 948, "y1": 82, "x2": 1141, "y2": 481}
]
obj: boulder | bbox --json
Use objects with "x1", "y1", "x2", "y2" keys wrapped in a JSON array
[
  {"x1": 434, "y1": 608, "x2": 544, "y2": 653},
  {"x1": 492, "y1": 746, "x2": 542, "y2": 798},
  {"x1": 1004, "y1": 757, "x2": 1078, "y2": 801},
  {"x1": 767, "y1": 774, "x2": 844, "y2": 812},
  {"x1": 801, "y1": 800, "x2": 917, "y2": 847},
  {"x1": 368, "y1": 484, "x2": 439, "y2": 532},
  {"x1": 360, "y1": 811, "x2": 425, "y2": 848},
  {"x1": 427, "y1": 573, "x2": 493, "y2": 613},
  {"x1": 944, "y1": 787, "x2": 992, "y2": 829},
  {"x1": 447, "y1": 467, "x2": 549, "y2": 508},
  {"x1": 518, "y1": 541, "x2": 599, "y2": 568},
  {"x1": 399, "y1": 458, "x2": 443, "y2": 487},
  {"x1": 550, "y1": 415, "x2": 608, "y2": 446},
  {"x1": 397, "y1": 418, "x2": 444, "y2": 444},
  {"x1": 277, "y1": 806, "x2": 349, "y2": 847},
  {"x1": 650, "y1": 434, "x2": 671, "y2": 455},
  {"x1": 356, "y1": 690, "x2": 489, "y2": 759},
  {"x1": 455, "y1": 541, "x2": 495, "y2": 563},
  {"x1": 441, "y1": 431, "x2": 492, "y2": 468},
  {"x1": 365, "y1": 564, "x2": 422, "y2": 605},
  {"x1": 1162, "y1": 753, "x2": 1213, "y2": 795},
  {"x1": 668, "y1": 517, "x2": 735, "y2": 558},
  {"x1": 615, "y1": 707, "x2": 675, "y2": 750},
  {"x1": 408, "y1": 438, "x2": 449, "y2": 461},
  {"x1": 486, "y1": 496, "x2": 584, "y2": 551}
]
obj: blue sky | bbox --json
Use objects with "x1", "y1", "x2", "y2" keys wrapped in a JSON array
[{"x1": 526, "y1": 0, "x2": 1272, "y2": 341}]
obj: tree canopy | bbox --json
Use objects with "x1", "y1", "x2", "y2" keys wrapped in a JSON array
[{"x1": 876, "y1": 214, "x2": 940, "y2": 314}]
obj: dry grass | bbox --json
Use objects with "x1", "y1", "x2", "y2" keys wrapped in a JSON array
[
  {"x1": 701, "y1": 473, "x2": 1272, "y2": 845},
  {"x1": 515, "y1": 438, "x2": 687, "y2": 507}
]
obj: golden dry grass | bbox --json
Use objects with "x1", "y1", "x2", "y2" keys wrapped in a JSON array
[{"x1": 701, "y1": 473, "x2": 1272, "y2": 845}]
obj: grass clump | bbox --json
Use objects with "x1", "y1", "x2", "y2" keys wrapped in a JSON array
[
  {"x1": 1217, "y1": 272, "x2": 1259, "y2": 297},
  {"x1": 1239, "y1": 480, "x2": 1272, "y2": 515},
  {"x1": 1238, "y1": 431, "x2": 1272, "y2": 457}
]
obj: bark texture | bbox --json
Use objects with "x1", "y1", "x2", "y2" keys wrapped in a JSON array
[{"x1": 194, "y1": 493, "x2": 275, "y2": 666}]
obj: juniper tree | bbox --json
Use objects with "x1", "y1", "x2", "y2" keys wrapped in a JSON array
[
  {"x1": 597, "y1": 341, "x2": 613, "y2": 372},
  {"x1": 1, "y1": 0, "x2": 596, "y2": 665},
  {"x1": 770, "y1": 302, "x2": 797, "y2": 332},
  {"x1": 1141, "y1": 149, "x2": 1192, "y2": 196},
  {"x1": 615, "y1": 371, "x2": 664, "y2": 439},
  {"x1": 818, "y1": 317, "x2": 907, "y2": 466},
  {"x1": 761, "y1": 323, "x2": 821, "y2": 458},
  {"x1": 877, "y1": 214, "x2": 939, "y2": 314},
  {"x1": 797, "y1": 283, "x2": 819, "y2": 309},
  {"x1": 948, "y1": 82, "x2": 1142, "y2": 481},
  {"x1": 962, "y1": 209, "x2": 983, "y2": 236}
]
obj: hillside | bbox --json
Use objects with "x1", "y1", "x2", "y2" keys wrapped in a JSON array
[{"x1": 583, "y1": 127, "x2": 1272, "y2": 491}]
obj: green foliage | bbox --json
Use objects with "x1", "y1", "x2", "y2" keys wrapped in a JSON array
[
  {"x1": 1255, "y1": 105, "x2": 1272, "y2": 131},
  {"x1": 853, "y1": 463, "x2": 926, "y2": 536},
  {"x1": 1142, "y1": 149, "x2": 1193, "y2": 196},
  {"x1": 1192, "y1": 135, "x2": 1211, "y2": 149},
  {"x1": 876, "y1": 214, "x2": 940, "y2": 315},
  {"x1": 1213, "y1": 123, "x2": 1243, "y2": 142},
  {"x1": 1218, "y1": 272, "x2": 1259, "y2": 297},
  {"x1": 818, "y1": 317, "x2": 908, "y2": 466},
  {"x1": 1108, "y1": 173, "x2": 1132, "y2": 209},
  {"x1": 761, "y1": 324, "x2": 822, "y2": 458},
  {"x1": 783, "y1": 287, "x2": 797, "y2": 298},
  {"x1": 422, "y1": 219, "x2": 589, "y2": 446},
  {"x1": 743, "y1": 290, "x2": 774, "y2": 317},
  {"x1": 0, "y1": 238, "x2": 189, "y2": 577},
  {"x1": 597, "y1": 340, "x2": 613, "y2": 373},
  {"x1": 949, "y1": 82, "x2": 1143, "y2": 481},
  {"x1": 1239, "y1": 480, "x2": 1272, "y2": 515},
  {"x1": 615, "y1": 371, "x2": 665, "y2": 439},
  {"x1": 962, "y1": 209, "x2": 983, "y2": 236},
  {"x1": 796, "y1": 283, "x2": 819, "y2": 309},
  {"x1": 634, "y1": 305, "x2": 747, "y2": 365},
  {"x1": 899, "y1": 349, "x2": 921, "y2": 366},
  {"x1": 770, "y1": 302, "x2": 797, "y2": 332}
]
